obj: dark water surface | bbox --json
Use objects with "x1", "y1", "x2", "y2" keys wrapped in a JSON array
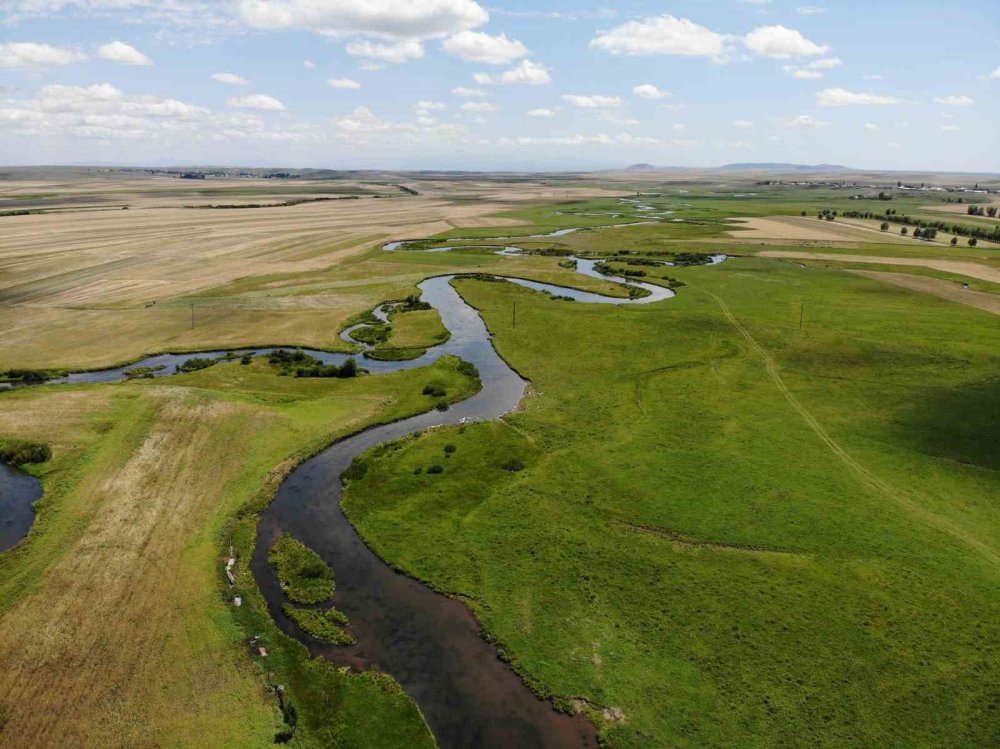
[{"x1": 0, "y1": 462, "x2": 42, "y2": 553}]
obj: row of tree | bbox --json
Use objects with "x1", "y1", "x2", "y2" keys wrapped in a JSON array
[
  {"x1": 838, "y1": 209, "x2": 999, "y2": 244},
  {"x1": 967, "y1": 205, "x2": 999, "y2": 217}
]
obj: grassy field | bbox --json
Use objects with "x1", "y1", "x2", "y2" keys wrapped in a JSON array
[
  {"x1": 0, "y1": 356, "x2": 479, "y2": 747},
  {"x1": 342, "y1": 258, "x2": 1000, "y2": 748}
]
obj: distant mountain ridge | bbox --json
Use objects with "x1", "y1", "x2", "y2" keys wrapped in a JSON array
[{"x1": 625, "y1": 162, "x2": 850, "y2": 172}]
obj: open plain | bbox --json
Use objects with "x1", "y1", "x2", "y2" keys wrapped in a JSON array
[{"x1": 1, "y1": 169, "x2": 998, "y2": 749}]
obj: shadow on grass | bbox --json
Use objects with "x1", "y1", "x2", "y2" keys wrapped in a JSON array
[{"x1": 895, "y1": 377, "x2": 1000, "y2": 470}]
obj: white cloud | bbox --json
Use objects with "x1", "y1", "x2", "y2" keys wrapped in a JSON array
[
  {"x1": 229, "y1": 94, "x2": 286, "y2": 111},
  {"x1": 808, "y1": 57, "x2": 841, "y2": 69},
  {"x1": 932, "y1": 95, "x2": 974, "y2": 106},
  {"x1": 991, "y1": 67, "x2": 1000, "y2": 80},
  {"x1": 303, "y1": 60, "x2": 315, "y2": 69},
  {"x1": 862, "y1": 74, "x2": 883, "y2": 80},
  {"x1": 97, "y1": 41, "x2": 152, "y2": 66},
  {"x1": 561, "y1": 94, "x2": 621, "y2": 108},
  {"x1": 888, "y1": 141, "x2": 900, "y2": 149},
  {"x1": 511, "y1": 132, "x2": 666, "y2": 147},
  {"x1": 744, "y1": 25, "x2": 828, "y2": 58},
  {"x1": 442, "y1": 30, "x2": 527, "y2": 64},
  {"x1": 451, "y1": 86, "x2": 487, "y2": 97},
  {"x1": 0, "y1": 81, "x2": 211, "y2": 141},
  {"x1": 895, "y1": 121, "x2": 908, "y2": 128},
  {"x1": 460, "y1": 101, "x2": 497, "y2": 112},
  {"x1": 940, "y1": 124, "x2": 959, "y2": 131},
  {"x1": 816, "y1": 87, "x2": 909, "y2": 106},
  {"x1": 633, "y1": 83, "x2": 670, "y2": 99},
  {"x1": 212, "y1": 72, "x2": 250, "y2": 85},
  {"x1": 784, "y1": 67, "x2": 823, "y2": 79},
  {"x1": 0, "y1": 42, "x2": 86, "y2": 69},
  {"x1": 327, "y1": 77, "x2": 360, "y2": 89},
  {"x1": 786, "y1": 114, "x2": 828, "y2": 127},
  {"x1": 475, "y1": 59, "x2": 551, "y2": 85},
  {"x1": 414, "y1": 100, "x2": 446, "y2": 113},
  {"x1": 237, "y1": 0, "x2": 489, "y2": 39},
  {"x1": 733, "y1": 119, "x2": 754, "y2": 129},
  {"x1": 864, "y1": 122, "x2": 878, "y2": 130},
  {"x1": 590, "y1": 15, "x2": 729, "y2": 60},
  {"x1": 527, "y1": 108, "x2": 555, "y2": 117},
  {"x1": 345, "y1": 39, "x2": 424, "y2": 64},
  {"x1": 796, "y1": 5, "x2": 826, "y2": 14}
]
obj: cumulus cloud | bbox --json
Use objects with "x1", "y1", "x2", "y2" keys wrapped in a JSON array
[
  {"x1": 237, "y1": 0, "x2": 489, "y2": 39},
  {"x1": 784, "y1": 67, "x2": 823, "y2": 79},
  {"x1": 510, "y1": 132, "x2": 666, "y2": 147},
  {"x1": 733, "y1": 119, "x2": 754, "y2": 128},
  {"x1": 991, "y1": 67, "x2": 1000, "y2": 80},
  {"x1": 212, "y1": 72, "x2": 250, "y2": 85},
  {"x1": 474, "y1": 59, "x2": 550, "y2": 85},
  {"x1": 345, "y1": 39, "x2": 424, "y2": 64},
  {"x1": 561, "y1": 94, "x2": 621, "y2": 108},
  {"x1": 864, "y1": 122, "x2": 879, "y2": 130},
  {"x1": 97, "y1": 41, "x2": 152, "y2": 66},
  {"x1": 744, "y1": 25, "x2": 828, "y2": 58},
  {"x1": 451, "y1": 86, "x2": 486, "y2": 97},
  {"x1": 796, "y1": 5, "x2": 826, "y2": 14},
  {"x1": 633, "y1": 83, "x2": 670, "y2": 99},
  {"x1": 229, "y1": 93, "x2": 286, "y2": 111},
  {"x1": 0, "y1": 82, "x2": 209, "y2": 141},
  {"x1": 816, "y1": 87, "x2": 909, "y2": 106},
  {"x1": 933, "y1": 95, "x2": 974, "y2": 106},
  {"x1": 527, "y1": 108, "x2": 555, "y2": 117},
  {"x1": 786, "y1": 114, "x2": 828, "y2": 127},
  {"x1": 327, "y1": 77, "x2": 360, "y2": 89},
  {"x1": 442, "y1": 30, "x2": 527, "y2": 64},
  {"x1": 941, "y1": 124, "x2": 959, "y2": 131},
  {"x1": 0, "y1": 42, "x2": 86, "y2": 69},
  {"x1": 862, "y1": 74, "x2": 883, "y2": 80},
  {"x1": 414, "y1": 100, "x2": 446, "y2": 113},
  {"x1": 460, "y1": 101, "x2": 497, "y2": 112},
  {"x1": 303, "y1": 60, "x2": 315, "y2": 69},
  {"x1": 590, "y1": 15, "x2": 729, "y2": 60}
]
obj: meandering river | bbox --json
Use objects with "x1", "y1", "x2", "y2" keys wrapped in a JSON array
[{"x1": 2, "y1": 246, "x2": 725, "y2": 748}]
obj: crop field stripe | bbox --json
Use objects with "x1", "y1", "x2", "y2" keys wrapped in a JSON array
[{"x1": 707, "y1": 290, "x2": 1000, "y2": 568}]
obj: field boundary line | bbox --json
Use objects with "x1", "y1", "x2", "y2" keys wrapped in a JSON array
[{"x1": 706, "y1": 291, "x2": 999, "y2": 568}]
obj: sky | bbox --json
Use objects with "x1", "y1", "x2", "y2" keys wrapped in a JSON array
[{"x1": 1, "y1": 0, "x2": 997, "y2": 172}]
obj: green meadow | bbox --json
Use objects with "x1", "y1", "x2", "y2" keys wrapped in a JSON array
[{"x1": 343, "y1": 257, "x2": 1000, "y2": 748}]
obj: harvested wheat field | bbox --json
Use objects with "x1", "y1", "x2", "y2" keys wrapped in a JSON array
[
  {"x1": 727, "y1": 216, "x2": 914, "y2": 244},
  {"x1": 756, "y1": 250, "x2": 1000, "y2": 283},
  {"x1": 848, "y1": 270, "x2": 1000, "y2": 315}
]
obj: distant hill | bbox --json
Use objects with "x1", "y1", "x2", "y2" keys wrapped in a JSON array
[
  {"x1": 624, "y1": 163, "x2": 659, "y2": 172},
  {"x1": 719, "y1": 162, "x2": 849, "y2": 172}
]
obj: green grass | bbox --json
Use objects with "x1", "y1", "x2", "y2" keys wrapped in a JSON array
[
  {"x1": 342, "y1": 260, "x2": 1000, "y2": 748},
  {"x1": 269, "y1": 534, "x2": 335, "y2": 604},
  {"x1": 283, "y1": 604, "x2": 355, "y2": 645}
]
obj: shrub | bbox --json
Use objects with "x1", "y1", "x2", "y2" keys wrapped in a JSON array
[
  {"x1": 240, "y1": 353, "x2": 253, "y2": 365},
  {"x1": 444, "y1": 444, "x2": 457, "y2": 454},
  {"x1": 342, "y1": 456, "x2": 368, "y2": 481},
  {"x1": 427, "y1": 464, "x2": 444, "y2": 474},
  {"x1": 423, "y1": 384, "x2": 447, "y2": 397},
  {"x1": 880, "y1": 222, "x2": 889, "y2": 231},
  {"x1": 502, "y1": 458, "x2": 525, "y2": 472},
  {"x1": 295, "y1": 358, "x2": 358, "y2": 379},
  {"x1": 950, "y1": 237, "x2": 958, "y2": 246},
  {"x1": 456, "y1": 360, "x2": 480, "y2": 379},
  {"x1": 176, "y1": 357, "x2": 216, "y2": 373},
  {"x1": 268, "y1": 534, "x2": 335, "y2": 605},
  {"x1": 969, "y1": 238, "x2": 978, "y2": 247},
  {"x1": 0, "y1": 440, "x2": 51, "y2": 466}
]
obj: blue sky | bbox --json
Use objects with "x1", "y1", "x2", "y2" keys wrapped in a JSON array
[{"x1": 1, "y1": 1, "x2": 997, "y2": 171}]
